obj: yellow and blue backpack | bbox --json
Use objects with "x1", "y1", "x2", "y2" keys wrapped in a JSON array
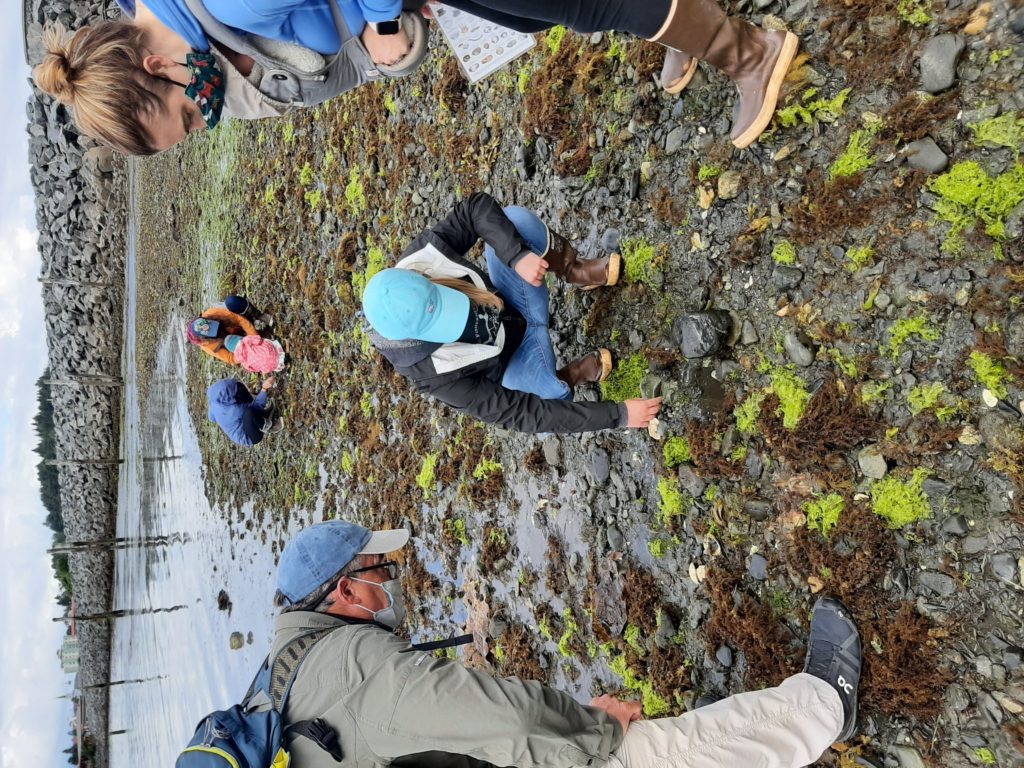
[{"x1": 176, "y1": 628, "x2": 343, "y2": 768}]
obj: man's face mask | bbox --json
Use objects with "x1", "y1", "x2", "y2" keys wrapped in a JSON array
[
  {"x1": 349, "y1": 571, "x2": 407, "y2": 630},
  {"x1": 181, "y1": 52, "x2": 226, "y2": 130}
]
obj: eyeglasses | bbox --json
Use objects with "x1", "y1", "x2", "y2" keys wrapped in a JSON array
[{"x1": 346, "y1": 561, "x2": 399, "y2": 580}]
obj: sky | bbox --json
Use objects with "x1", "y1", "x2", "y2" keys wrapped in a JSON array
[{"x1": 0, "y1": 21, "x2": 78, "y2": 768}]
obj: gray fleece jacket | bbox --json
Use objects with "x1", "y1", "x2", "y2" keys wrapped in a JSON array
[{"x1": 274, "y1": 611, "x2": 623, "y2": 768}]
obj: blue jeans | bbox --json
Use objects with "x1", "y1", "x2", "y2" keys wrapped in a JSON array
[{"x1": 485, "y1": 207, "x2": 572, "y2": 401}]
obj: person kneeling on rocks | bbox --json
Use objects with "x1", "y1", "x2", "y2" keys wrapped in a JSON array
[
  {"x1": 187, "y1": 294, "x2": 284, "y2": 373},
  {"x1": 361, "y1": 192, "x2": 662, "y2": 435},
  {"x1": 206, "y1": 375, "x2": 282, "y2": 446},
  {"x1": 260, "y1": 517, "x2": 863, "y2": 767}
]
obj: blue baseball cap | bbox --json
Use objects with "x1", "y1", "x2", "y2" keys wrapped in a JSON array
[
  {"x1": 363, "y1": 268, "x2": 471, "y2": 343},
  {"x1": 276, "y1": 520, "x2": 410, "y2": 604}
]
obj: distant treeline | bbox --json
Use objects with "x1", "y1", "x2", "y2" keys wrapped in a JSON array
[{"x1": 34, "y1": 369, "x2": 71, "y2": 607}]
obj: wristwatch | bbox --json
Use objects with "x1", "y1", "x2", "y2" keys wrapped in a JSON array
[{"x1": 368, "y1": 17, "x2": 402, "y2": 35}]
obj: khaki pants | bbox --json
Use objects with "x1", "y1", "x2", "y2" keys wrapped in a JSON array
[{"x1": 604, "y1": 674, "x2": 843, "y2": 768}]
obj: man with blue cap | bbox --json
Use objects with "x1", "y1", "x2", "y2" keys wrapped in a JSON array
[{"x1": 266, "y1": 517, "x2": 865, "y2": 767}]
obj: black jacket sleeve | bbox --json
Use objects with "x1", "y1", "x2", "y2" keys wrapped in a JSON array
[
  {"x1": 429, "y1": 192, "x2": 534, "y2": 269},
  {"x1": 424, "y1": 373, "x2": 627, "y2": 435}
]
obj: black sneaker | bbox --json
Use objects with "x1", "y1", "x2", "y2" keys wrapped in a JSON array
[{"x1": 802, "y1": 597, "x2": 861, "y2": 743}]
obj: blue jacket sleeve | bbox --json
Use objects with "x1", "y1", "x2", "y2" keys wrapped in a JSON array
[
  {"x1": 203, "y1": 0, "x2": 357, "y2": 54},
  {"x1": 253, "y1": 390, "x2": 269, "y2": 409},
  {"x1": 356, "y1": 0, "x2": 401, "y2": 23}
]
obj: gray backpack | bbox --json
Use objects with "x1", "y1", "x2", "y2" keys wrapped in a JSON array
[{"x1": 181, "y1": 0, "x2": 429, "y2": 108}]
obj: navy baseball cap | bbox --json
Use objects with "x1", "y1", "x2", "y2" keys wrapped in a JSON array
[
  {"x1": 362, "y1": 268, "x2": 470, "y2": 343},
  {"x1": 276, "y1": 520, "x2": 409, "y2": 604}
]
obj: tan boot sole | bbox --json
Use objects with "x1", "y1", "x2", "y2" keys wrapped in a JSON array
[
  {"x1": 581, "y1": 252, "x2": 621, "y2": 292},
  {"x1": 731, "y1": 31, "x2": 800, "y2": 150},
  {"x1": 598, "y1": 348, "x2": 613, "y2": 382},
  {"x1": 664, "y1": 57, "x2": 699, "y2": 95}
]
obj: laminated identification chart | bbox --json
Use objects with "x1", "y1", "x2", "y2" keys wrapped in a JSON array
[{"x1": 430, "y1": 3, "x2": 537, "y2": 83}]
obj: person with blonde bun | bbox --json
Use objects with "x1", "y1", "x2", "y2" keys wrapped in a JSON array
[{"x1": 35, "y1": 0, "x2": 798, "y2": 155}]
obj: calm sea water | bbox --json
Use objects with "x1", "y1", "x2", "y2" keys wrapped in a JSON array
[{"x1": 108, "y1": 177, "x2": 291, "y2": 766}]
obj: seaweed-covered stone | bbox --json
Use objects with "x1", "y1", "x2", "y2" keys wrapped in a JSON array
[
  {"x1": 673, "y1": 311, "x2": 733, "y2": 359},
  {"x1": 920, "y1": 34, "x2": 966, "y2": 93},
  {"x1": 978, "y1": 411, "x2": 1024, "y2": 453},
  {"x1": 1005, "y1": 314, "x2": 1024, "y2": 358}
]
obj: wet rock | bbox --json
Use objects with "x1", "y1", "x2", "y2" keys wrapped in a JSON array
[
  {"x1": 717, "y1": 170, "x2": 743, "y2": 200},
  {"x1": 858, "y1": 445, "x2": 888, "y2": 479},
  {"x1": 716, "y1": 645, "x2": 734, "y2": 667},
  {"x1": 229, "y1": 632, "x2": 245, "y2": 650},
  {"x1": 918, "y1": 571, "x2": 956, "y2": 597},
  {"x1": 515, "y1": 144, "x2": 535, "y2": 181},
  {"x1": 748, "y1": 553, "x2": 768, "y2": 580},
  {"x1": 217, "y1": 589, "x2": 233, "y2": 614},
  {"x1": 740, "y1": 320, "x2": 759, "y2": 345},
  {"x1": 601, "y1": 228, "x2": 621, "y2": 253},
  {"x1": 542, "y1": 436, "x2": 561, "y2": 467},
  {"x1": 665, "y1": 126, "x2": 688, "y2": 155},
  {"x1": 587, "y1": 448, "x2": 611, "y2": 485},
  {"x1": 904, "y1": 137, "x2": 949, "y2": 173},
  {"x1": 978, "y1": 411, "x2": 1024, "y2": 453},
  {"x1": 1004, "y1": 647, "x2": 1024, "y2": 671},
  {"x1": 990, "y1": 553, "x2": 1018, "y2": 583},
  {"x1": 782, "y1": 331, "x2": 814, "y2": 367},
  {"x1": 606, "y1": 525, "x2": 625, "y2": 551},
  {"x1": 920, "y1": 34, "x2": 966, "y2": 93},
  {"x1": 889, "y1": 745, "x2": 926, "y2": 768},
  {"x1": 743, "y1": 499, "x2": 770, "y2": 522},
  {"x1": 941, "y1": 514, "x2": 970, "y2": 536},
  {"x1": 773, "y1": 265, "x2": 804, "y2": 290},
  {"x1": 678, "y1": 464, "x2": 707, "y2": 498},
  {"x1": 1012, "y1": 7, "x2": 1024, "y2": 34},
  {"x1": 1005, "y1": 314, "x2": 1024, "y2": 358},
  {"x1": 673, "y1": 311, "x2": 733, "y2": 359}
]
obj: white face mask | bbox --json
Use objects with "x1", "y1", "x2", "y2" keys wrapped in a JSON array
[
  {"x1": 212, "y1": 50, "x2": 292, "y2": 121},
  {"x1": 349, "y1": 577, "x2": 407, "y2": 630}
]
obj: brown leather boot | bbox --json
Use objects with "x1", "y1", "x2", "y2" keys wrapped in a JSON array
[
  {"x1": 662, "y1": 50, "x2": 699, "y2": 94},
  {"x1": 543, "y1": 230, "x2": 621, "y2": 290},
  {"x1": 650, "y1": 0, "x2": 799, "y2": 148},
  {"x1": 557, "y1": 349, "x2": 613, "y2": 389}
]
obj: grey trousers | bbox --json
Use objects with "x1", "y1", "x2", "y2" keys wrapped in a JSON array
[{"x1": 604, "y1": 674, "x2": 844, "y2": 768}]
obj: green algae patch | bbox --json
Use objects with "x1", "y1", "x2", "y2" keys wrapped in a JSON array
[
  {"x1": 351, "y1": 245, "x2": 387, "y2": 298},
  {"x1": 908, "y1": 382, "x2": 948, "y2": 415},
  {"x1": 697, "y1": 165, "x2": 723, "y2": 182},
  {"x1": 663, "y1": 437, "x2": 692, "y2": 468},
  {"x1": 602, "y1": 353, "x2": 649, "y2": 401},
  {"x1": 768, "y1": 366, "x2": 811, "y2": 429},
  {"x1": 657, "y1": 477, "x2": 688, "y2": 528},
  {"x1": 344, "y1": 165, "x2": 367, "y2": 216},
  {"x1": 622, "y1": 238, "x2": 660, "y2": 285},
  {"x1": 886, "y1": 314, "x2": 941, "y2": 360},
  {"x1": 805, "y1": 493, "x2": 844, "y2": 538},
  {"x1": 830, "y1": 129, "x2": 876, "y2": 180},
  {"x1": 845, "y1": 244, "x2": 875, "y2": 272},
  {"x1": 416, "y1": 453, "x2": 439, "y2": 498},
  {"x1": 929, "y1": 161, "x2": 1024, "y2": 254},
  {"x1": 544, "y1": 25, "x2": 567, "y2": 55},
  {"x1": 607, "y1": 654, "x2": 671, "y2": 717},
  {"x1": 871, "y1": 468, "x2": 932, "y2": 529},
  {"x1": 777, "y1": 87, "x2": 851, "y2": 128},
  {"x1": 472, "y1": 457, "x2": 503, "y2": 480},
  {"x1": 772, "y1": 240, "x2": 797, "y2": 265},
  {"x1": 734, "y1": 390, "x2": 768, "y2": 435},
  {"x1": 970, "y1": 112, "x2": 1024, "y2": 150},
  {"x1": 968, "y1": 351, "x2": 1012, "y2": 399},
  {"x1": 897, "y1": 0, "x2": 933, "y2": 26},
  {"x1": 648, "y1": 539, "x2": 670, "y2": 559},
  {"x1": 558, "y1": 608, "x2": 580, "y2": 657}
]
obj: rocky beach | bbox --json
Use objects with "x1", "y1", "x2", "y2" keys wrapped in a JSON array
[{"x1": 27, "y1": 0, "x2": 1024, "y2": 765}]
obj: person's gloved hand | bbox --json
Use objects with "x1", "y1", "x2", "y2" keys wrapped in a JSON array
[
  {"x1": 362, "y1": 26, "x2": 412, "y2": 66},
  {"x1": 624, "y1": 397, "x2": 663, "y2": 428},
  {"x1": 514, "y1": 252, "x2": 549, "y2": 287},
  {"x1": 589, "y1": 694, "x2": 643, "y2": 735}
]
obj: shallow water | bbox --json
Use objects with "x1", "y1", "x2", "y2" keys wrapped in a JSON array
[{"x1": 108, "y1": 179, "x2": 285, "y2": 765}]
